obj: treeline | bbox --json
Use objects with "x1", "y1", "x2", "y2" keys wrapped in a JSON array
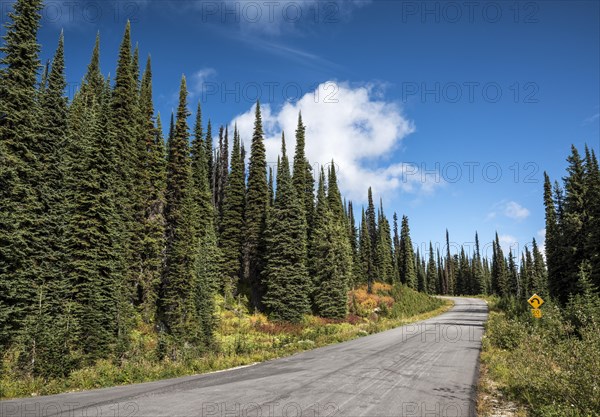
[
  {"x1": 412, "y1": 231, "x2": 547, "y2": 299},
  {"x1": 0, "y1": 1, "x2": 422, "y2": 378}
]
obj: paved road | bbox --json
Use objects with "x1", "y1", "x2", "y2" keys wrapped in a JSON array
[{"x1": 2, "y1": 297, "x2": 488, "y2": 417}]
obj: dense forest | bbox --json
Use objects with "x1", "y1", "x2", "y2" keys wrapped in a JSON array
[{"x1": 1, "y1": 0, "x2": 599, "y2": 382}]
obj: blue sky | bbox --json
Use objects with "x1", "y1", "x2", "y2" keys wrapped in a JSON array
[{"x1": 5, "y1": 0, "x2": 598, "y2": 258}]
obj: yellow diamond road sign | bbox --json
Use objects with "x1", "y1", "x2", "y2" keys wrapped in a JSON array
[
  {"x1": 528, "y1": 294, "x2": 544, "y2": 309},
  {"x1": 531, "y1": 308, "x2": 542, "y2": 318}
]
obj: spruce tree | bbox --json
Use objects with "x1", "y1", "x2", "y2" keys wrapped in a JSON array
[
  {"x1": 399, "y1": 215, "x2": 417, "y2": 289},
  {"x1": 35, "y1": 32, "x2": 68, "y2": 315},
  {"x1": 264, "y1": 134, "x2": 310, "y2": 322},
  {"x1": 347, "y1": 201, "x2": 359, "y2": 287},
  {"x1": 559, "y1": 146, "x2": 587, "y2": 301},
  {"x1": 0, "y1": 0, "x2": 44, "y2": 347},
  {"x1": 312, "y1": 205, "x2": 352, "y2": 319},
  {"x1": 491, "y1": 232, "x2": 509, "y2": 296},
  {"x1": 161, "y1": 76, "x2": 200, "y2": 343},
  {"x1": 472, "y1": 232, "x2": 486, "y2": 294},
  {"x1": 292, "y1": 113, "x2": 315, "y2": 232},
  {"x1": 64, "y1": 64, "x2": 122, "y2": 361},
  {"x1": 220, "y1": 126, "x2": 246, "y2": 293},
  {"x1": 244, "y1": 102, "x2": 269, "y2": 309},
  {"x1": 375, "y1": 201, "x2": 394, "y2": 283},
  {"x1": 205, "y1": 119, "x2": 214, "y2": 192},
  {"x1": 583, "y1": 147, "x2": 600, "y2": 289},
  {"x1": 426, "y1": 243, "x2": 437, "y2": 294},
  {"x1": 358, "y1": 208, "x2": 375, "y2": 292},
  {"x1": 111, "y1": 22, "x2": 140, "y2": 340}
]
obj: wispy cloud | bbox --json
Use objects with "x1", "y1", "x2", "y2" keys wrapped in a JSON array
[
  {"x1": 190, "y1": 68, "x2": 217, "y2": 98},
  {"x1": 230, "y1": 81, "x2": 444, "y2": 204},
  {"x1": 583, "y1": 112, "x2": 599, "y2": 124},
  {"x1": 487, "y1": 200, "x2": 530, "y2": 221},
  {"x1": 504, "y1": 201, "x2": 530, "y2": 220}
]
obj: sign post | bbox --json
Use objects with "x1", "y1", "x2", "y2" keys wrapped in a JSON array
[{"x1": 528, "y1": 294, "x2": 544, "y2": 319}]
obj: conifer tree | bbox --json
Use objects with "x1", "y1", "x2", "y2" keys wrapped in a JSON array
[
  {"x1": 327, "y1": 162, "x2": 345, "y2": 219},
  {"x1": 292, "y1": 113, "x2": 315, "y2": 232},
  {"x1": 309, "y1": 167, "x2": 328, "y2": 292},
  {"x1": 35, "y1": 32, "x2": 68, "y2": 315},
  {"x1": 393, "y1": 213, "x2": 401, "y2": 283},
  {"x1": 0, "y1": 0, "x2": 44, "y2": 347},
  {"x1": 312, "y1": 206, "x2": 352, "y2": 319},
  {"x1": 264, "y1": 134, "x2": 310, "y2": 321},
  {"x1": 220, "y1": 126, "x2": 246, "y2": 293},
  {"x1": 426, "y1": 243, "x2": 437, "y2": 294},
  {"x1": 365, "y1": 188, "x2": 378, "y2": 262},
  {"x1": 399, "y1": 215, "x2": 417, "y2": 289},
  {"x1": 111, "y1": 22, "x2": 141, "y2": 340},
  {"x1": 161, "y1": 76, "x2": 200, "y2": 343},
  {"x1": 244, "y1": 102, "x2": 269, "y2": 309},
  {"x1": 491, "y1": 232, "x2": 509, "y2": 296},
  {"x1": 472, "y1": 232, "x2": 486, "y2": 294},
  {"x1": 507, "y1": 251, "x2": 519, "y2": 296},
  {"x1": 375, "y1": 201, "x2": 394, "y2": 283},
  {"x1": 444, "y1": 230, "x2": 454, "y2": 294},
  {"x1": 268, "y1": 166, "x2": 274, "y2": 207},
  {"x1": 358, "y1": 208, "x2": 375, "y2": 292},
  {"x1": 347, "y1": 201, "x2": 359, "y2": 286},
  {"x1": 557, "y1": 146, "x2": 587, "y2": 302},
  {"x1": 64, "y1": 60, "x2": 123, "y2": 361},
  {"x1": 205, "y1": 119, "x2": 214, "y2": 191},
  {"x1": 583, "y1": 148, "x2": 600, "y2": 289}
]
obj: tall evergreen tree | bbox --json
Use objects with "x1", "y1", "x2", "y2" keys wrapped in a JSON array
[
  {"x1": 375, "y1": 201, "x2": 394, "y2": 283},
  {"x1": 557, "y1": 146, "x2": 587, "y2": 302},
  {"x1": 244, "y1": 102, "x2": 269, "y2": 309},
  {"x1": 583, "y1": 147, "x2": 600, "y2": 289},
  {"x1": 0, "y1": 0, "x2": 44, "y2": 347},
  {"x1": 312, "y1": 203, "x2": 352, "y2": 319},
  {"x1": 111, "y1": 22, "x2": 140, "y2": 342},
  {"x1": 220, "y1": 126, "x2": 246, "y2": 294},
  {"x1": 426, "y1": 243, "x2": 437, "y2": 294},
  {"x1": 491, "y1": 232, "x2": 509, "y2": 296},
  {"x1": 63, "y1": 61, "x2": 122, "y2": 361},
  {"x1": 358, "y1": 208, "x2": 375, "y2": 293},
  {"x1": 399, "y1": 215, "x2": 417, "y2": 289},
  {"x1": 264, "y1": 134, "x2": 310, "y2": 321},
  {"x1": 472, "y1": 232, "x2": 486, "y2": 294},
  {"x1": 392, "y1": 213, "x2": 401, "y2": 283},
  {"x1": 161, "y1": 76, "x2": 200, "y2": 343},
  {"x1": 292, "y1": 113, "x2": 315, "y2": 233}
]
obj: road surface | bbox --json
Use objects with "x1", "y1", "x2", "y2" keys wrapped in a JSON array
[{"x1": 1, "y1": 297, "x2": 488, "y2": 417}]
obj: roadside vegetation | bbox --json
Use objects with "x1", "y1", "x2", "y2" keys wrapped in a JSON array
[
  {"x1": 478, "y1": 290, "x2": 600, "y2": 417},
  {"x1": 1, "y1": 284, "x2": 450, "y2": 399}
]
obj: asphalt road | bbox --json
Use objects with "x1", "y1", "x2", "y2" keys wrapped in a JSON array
[{"x1": 1, "y1": 297, "x2": 488, "y2": 417}]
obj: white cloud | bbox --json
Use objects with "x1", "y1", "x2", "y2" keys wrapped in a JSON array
[
  {"x1": 230, "y1": 81, "x2": 443, "y2": 204},
  {"x1": 488, "y1": 200, "x2": 530, "y2": 221},
  {"x1": 190, "y1": 68, "x2": 217, "y2": 98},
  {"x1": 504, "y1": 201, "x2": 530, "y2": 220}
]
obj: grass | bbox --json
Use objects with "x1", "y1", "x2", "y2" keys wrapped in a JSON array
[
  {"x1": 477, "y1": 296, "x2": 600, "y2": 417},
  {"x1": 1, "y1": 284, "x2": 452, "y2": 399}
]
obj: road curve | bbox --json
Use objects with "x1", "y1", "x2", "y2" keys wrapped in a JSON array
[{"x1": 1, "y1": 297, "x2": 488, "y2": 417}]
